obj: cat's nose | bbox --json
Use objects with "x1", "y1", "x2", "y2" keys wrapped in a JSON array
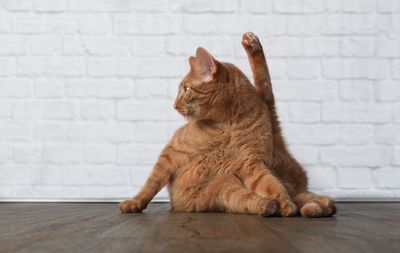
[{"x1": 173, "y1": 102, "x2": 178, "y2": 110}]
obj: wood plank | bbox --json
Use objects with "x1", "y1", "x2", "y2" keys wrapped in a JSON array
[{"x1": 0, "y1": 203, "x2": 399, "y2": 253}]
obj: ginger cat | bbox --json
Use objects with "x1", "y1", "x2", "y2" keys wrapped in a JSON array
[{"x1": 120, "y1": 33, "x2": 336, "y2": 218}]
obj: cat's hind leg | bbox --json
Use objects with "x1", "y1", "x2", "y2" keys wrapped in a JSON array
[
  {"x1": 293, "y1": 192, "x2": 336, "y2": 218},
  {"x1": 198, "y1": 175, "x2": 277, "y2": 216}
]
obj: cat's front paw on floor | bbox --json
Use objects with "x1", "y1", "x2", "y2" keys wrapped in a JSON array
[{"x1": 120, "y1": 199, "x2": 145, "y2": 213}]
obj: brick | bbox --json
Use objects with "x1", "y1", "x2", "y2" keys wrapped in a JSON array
[
  {"x1": 183, "y1": 15, "x2": 217, "y2": 34},
  {"x1": 84, "y1": 144, "x2": 116, "y2": 164},
  {"x1": 62, "y1": 165, "x2": 129, "y2": 186},
  {"x1": 118, "y1": 143, "x2": 163, "y2": 165},
  {"x1": 80, "y1": 100, "x2": 114, "y2": 121},
  {"x1": 288, "y1": 102, "x2": 321, "y2": 123},
  {"x1": 287, "y1": 59, "x2": 320, "y2": 79},
  {"x1": 118, "y1": 57, "x2": 186, "y2": 78},
  {"x1": 131, "y1": 36, "x2": 164, "y2": 56},
  {"x1": 41, "y1": 166, "x2": 62, "y2": 185},
  {"x1": 0, "y1": 166, "x2": 39, "y2": 185},
  {"x1": 0, "y1": 145, "x2": 13, "y2": 164},
  {"x1": 0, "y1": 58, "x2": 16, "y2": 76},
  {"x1": 166, "y1": 35, "x2": 234, "y2": 56},
  {"x1": 339, "y1": 80, "x2": 372, "y2": 101},
  {"x1": 393, "y1": 60, "x2": 400, "y2": 79},
  {"x1": 322, "y1": 102, "x2": 391, "y2": 123},
  {"x1": 320, "y1": 146, "x2": 391, "y2": 167},
  {"x1": 322, "y1": 59, "x2": 387, "y2": 80},
  {"x1": 305, "y1": 167, "x2": 336, "y2": 189},
  {"x1": 264, "y1": 37, "x2": 303, "y2": 57},
  {"x1": 67, "y1": 123, "x2": 107, "y2": 142},
  {"x1": 87, "y1": 57, "x2": 117, "y2": 77},
  {"x1": 243, "y1": 0, "x2": 272, "y2": 13},
  {"x1": 343, "y1": 0, "x2": 375, "y2": 13},
  {"x1": 33, "y1": 0, "x2": 67, "y2": 12},
  {"x1": 0, "y1": 123, "x2": 31, "y2": 141},
  {"x1": 135, "y1": 79, "x2": 168, "y2": 99},
  {"x1": 64, "y1": 36, "x2": 131, "y2": 56},
  {"x1": 377, "y1": 0, "x2": 400, "y2": 13},
  {"x1": 13, "y1": 144, "x2": 41, "y2": 164},
  {"x1": 12, "y1": 101, "x2": 43, "y2": 120},
  {"x1": 394, "y1": 103, "x2": 400, "y2": 123},
  {"x1": 395, "y1": 146, "x2": 400, "y2": 165},
  {"x1": 14, "y1": 15, "x2": 77, "y2": 34},
  {"x1": 287, "y1": 15, "x2": 320, "y2": 35},
  {"x1": 0, "y1": 78, "x2": 31, "y2": 98},
  {"x1": 78, "y1": 14, "x2": 112, "y2": 35},
  {"x1": 285, "y1": 124, "x2": 339, "y2": 145},
  {"x1": 0, "y1": 0, "x2": 32, "y2": 11},
  {"x1": 136, "y1": 122, "x2": 169, "y2": 143},
  {"x1": 43, "y1": 144, "x2": 82, "y2": 164},
  {"x1": 273, "y1": 0, "x2": 303, "y2": 13},
  {"x1": 34, "y1": 123, "x2": 66, "y2": 142},
  {"x1": 373, "y1": 167, "x2": 400, "y2": 188},
  {"x1": 217, "y1": 15, "x2": 287, "y2": 36},
  {"x1": 17, "y1": 57, "x2": 85, "y2": 77},
  {"x1": 0, "y1": 15, "x2": 12, "y2": 33},
  {"x1": 0, "y1": 101, "x2": 11, "y2": 119},
  {"x1": 376, "y1": 37, "x2": 400, "y2": 57},
  {"x1": 117, "y1": 100, "x2": 179, "y2": 121},
  {"x1": 339, "y1": 124, "x2": 373, "y2": 145},
  {"x1": 337, "y1": 168, "x2": 371, "y2": 189},
  {"x1": 66, "y1": 79, "x2": 134, "y2": 98},
  {"x1": 304, "y1": 37, "x2": 339, "y2": 56},
  {"x1": 114, "y1": 15, "x2": 182, "y2": 35},
  {"x1": 289, "y1": 145, "x2": 319, "y2": 165},
  {"x1": 31, "y1": 36, "x2": 63, "y2": 55},
  {"x1": 274, "y1": 80, "x2": 337, "y2": 101},
  {"x1": 0, "y1": 36, "x2": 30, "y2": 55},
  {"x1": 43, "y1": 101, "x2": 76, "y2": 120},
  {"x1": 340, "y1": 37, "x2": 374, "y2": 57},
  {"x1": 374, "y1": 124, "x2": 400, "y2": 144},
  {"x1": 106, "y1": 123, "x2": 135, "y2": 143},
  {"x1": 135, "y1": 79, "x2": 169, "y2": 99},
  {"x1": 376, "y1": 81, "x2": 400, "y2": 101},
  {"x1": 68, "y1": 0, "x2": 133, "y2": 12},
  {"x1": 180, "y1": 0, "x2": 238, "y2": 13},
  {"x1": 34, "y1": 78, "x2": 65, "y2": 98},
  {"x1": 135, "y1": 0, "x2": 169, "y2": 12}
]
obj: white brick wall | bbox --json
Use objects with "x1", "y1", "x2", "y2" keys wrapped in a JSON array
[{"x1": 0, "y1": 0, "x2": 399, "y2": 201}]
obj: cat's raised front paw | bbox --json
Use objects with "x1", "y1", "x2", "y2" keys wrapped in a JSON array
[
  {"x1": 120, "y1": 199, "x2": 145, "y2": 213},
  {"x1": 242, "y1": 32, "x2": 262, "y2": 54}
]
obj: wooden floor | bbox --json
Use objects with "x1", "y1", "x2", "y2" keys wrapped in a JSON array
[{"x1": 0, "y1": 203, "x2": 399, "y2": 253}]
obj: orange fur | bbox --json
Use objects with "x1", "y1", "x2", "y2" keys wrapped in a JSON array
[{"x1": 120, "y1": 33, "x2": 336, "y2": 218}]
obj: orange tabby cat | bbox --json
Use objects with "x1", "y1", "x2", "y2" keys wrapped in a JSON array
[{"x1": 120, "y1": 33, "x2": 336, "y2": 217}]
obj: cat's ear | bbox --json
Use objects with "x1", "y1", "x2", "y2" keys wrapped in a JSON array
[{"x1": 193, "y1": 47, "x2": 217, "y2": 82}]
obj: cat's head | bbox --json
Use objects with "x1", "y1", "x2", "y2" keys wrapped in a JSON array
[{"x1": 174, "y1": 47, "x2": 250, "y2": 121}]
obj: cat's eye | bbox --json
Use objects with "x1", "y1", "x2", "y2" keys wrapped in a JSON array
[{"x1": 183, "y1": 86, "x2": 190, "y2": 93}]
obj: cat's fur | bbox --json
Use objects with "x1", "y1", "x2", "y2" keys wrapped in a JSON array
[{"x1": 120, "y1": 33, "x2": 336, "y2": 217}]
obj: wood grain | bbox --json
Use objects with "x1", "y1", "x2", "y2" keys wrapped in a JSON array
[{"x1": 0, "y1": 203, "x2": 399, "y2": 253}]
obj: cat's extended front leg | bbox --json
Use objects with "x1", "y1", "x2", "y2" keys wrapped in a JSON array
[
  {"x1": 120, "y1": 145, "x2": 186, "y2": 213},
  {"x1": 239, "y1": 165, "x2": 297, "y2": 217},
  {"x1": 241, "y1": 32, "x2": 274, "y2": 106}
]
